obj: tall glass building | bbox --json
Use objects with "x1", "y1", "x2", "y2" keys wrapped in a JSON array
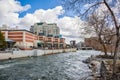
[{"x1": 30, "y1": 22, "x2": 60, "y2": 38}]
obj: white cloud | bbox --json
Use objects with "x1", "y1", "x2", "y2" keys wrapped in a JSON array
[
  {"x1": 20, "y1": 6, "x2": 64, "y2": 27},
  {"x1": 20, "y1": 6, "x2": 83, "y2": 43},
  {"x1": 34, "y1": 6, "x2": 64, "y2": 22},
  {"x1": 57, "y1": 16, "x2": 83, "y2": 43},
  {"x1": 0, "y1": 0, "x2": 30, "y2": 26},
  {"x1": 20, "y1": 13, "x2": 39, "y2": 28}
]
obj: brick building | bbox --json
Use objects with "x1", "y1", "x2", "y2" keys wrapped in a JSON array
[
  {"x1": 85, "y1": 37, "x2": 114, "y2": 53},
  {"x1": 1, "y1": 30, "x2": 38, "y2": 49},
  {"x1": 1, "y1": 30, "x2": 65, "y2": 49}
]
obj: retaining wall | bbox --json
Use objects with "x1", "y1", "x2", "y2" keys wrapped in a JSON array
[{"x1": 0, "y1": 48, "x2": 76, "y2": 60}]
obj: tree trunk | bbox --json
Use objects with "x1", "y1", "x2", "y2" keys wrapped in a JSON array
[
  {"x1": 98, "y1": 35, "x2": 108, "y2": 56},
  {"x1": 113, "y1": 36, "x2": 119, "y2": 74},
  {"x1": 103, "y1": 0, "x2": 119, "y2": 75},
  {"x1": 102, "y1": 43, "x2": 107, "y2": 56}
]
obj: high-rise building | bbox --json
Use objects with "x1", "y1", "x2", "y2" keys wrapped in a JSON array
[
  {"x1": 70, "y1": 40, "x2": 76, "y2": 48},
  {"x1": 30, "y1": 22, "x2": 60, "y2": 37},
  {"x1": 29, "y1": 22, "x2": 65, "y2": 49}
]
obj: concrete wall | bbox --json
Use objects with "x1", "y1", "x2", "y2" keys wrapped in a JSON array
[{"x1": 0, "y1": 48, "x2": 76, "y2": 60}]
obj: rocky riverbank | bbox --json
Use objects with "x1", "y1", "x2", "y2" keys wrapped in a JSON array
[
  {"x1": 83, "y1": 54, "x2": 120, "y2": 80},
  {"x1": 83, "y1": 55, "x2": 102, "y2": 80}
]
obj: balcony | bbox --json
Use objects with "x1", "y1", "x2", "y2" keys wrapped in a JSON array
[
  {"x1": 45, "y1": 37, "x2": 54, "y2": 42},
  {"x1": 60, "y1": 38, "x2": 65, "y2": 43},
  {"x1": 39, "y1": 36, "x2": 46, "y2": 41},
  {"x1": 54, "y1": 38, "x2": 60, "y2": 43}
]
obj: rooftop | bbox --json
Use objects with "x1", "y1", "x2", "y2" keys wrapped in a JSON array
[{"x1": 1, "y1": 29, "x2": 34, "y2": 34}]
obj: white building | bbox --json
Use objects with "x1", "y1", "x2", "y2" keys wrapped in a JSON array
[{"x1": 30, "y1": 22, "x2": 60, "y2": 37}]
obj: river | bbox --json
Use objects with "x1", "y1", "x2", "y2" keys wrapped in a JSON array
[{"x1": 0, "y1": 50, "x2": 101, "y2": 80}]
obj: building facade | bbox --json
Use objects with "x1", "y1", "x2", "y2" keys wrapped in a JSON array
[
  {"x1": 85, "y1": 37, "x2": 115, "y2": 53},
  {"x1": 37, "y1": 36, "x2": 65, "y2": 49},
  {"x1": 1, "y1": 30, "x2": 65, "y2": 49},
  {"x1": 30, "y1": 22, "x2": 60, "y2": 37},
  {"x1": 1, "y1": 30, "x2": 38, "y2": 49}
]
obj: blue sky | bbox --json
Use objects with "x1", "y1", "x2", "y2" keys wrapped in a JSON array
[{"x1": 18, "y1": 0, "x2": 60, "y2": 17}]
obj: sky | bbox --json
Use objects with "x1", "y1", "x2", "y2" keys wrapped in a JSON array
[
  {"x1": 18, "y1": 0, "x2": 59, "y2": 17},
  {"x1": 0, "y1": 0, "x2": 84, "y2": 43},
  {"x1": 0, "y1": 0, "x2": 119, "y2": 44}
]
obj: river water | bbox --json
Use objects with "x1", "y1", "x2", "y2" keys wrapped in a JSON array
[{"x1": 0, "y1": 50, "x2": 100, "y2": 80}]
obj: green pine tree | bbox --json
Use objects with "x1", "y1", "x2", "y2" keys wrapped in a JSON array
[{"x1": 0, "y1": 30, "x2": 6, "y2": 48}]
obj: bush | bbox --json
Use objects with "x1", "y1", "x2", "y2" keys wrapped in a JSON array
[{"x1": 0, "y1": 30, "x2": 6, "y2": 49}]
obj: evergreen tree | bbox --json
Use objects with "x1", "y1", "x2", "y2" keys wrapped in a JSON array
[{"x1": 0, "y1": 30, "x2": 6, "y2": 49}]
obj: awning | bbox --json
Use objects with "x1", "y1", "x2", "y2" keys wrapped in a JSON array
[
  {"x1": 5, "y1": 38, "x2": 15, "y2": 42},
  {"x1": 36, "y1": 40, "x2": 44, "y2": 43}
]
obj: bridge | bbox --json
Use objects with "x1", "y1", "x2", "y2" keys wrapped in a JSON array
[{"x1": 78, "y1": 47, "x2": 93, "y2": 50}]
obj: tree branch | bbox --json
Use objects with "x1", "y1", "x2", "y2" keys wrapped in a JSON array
[
  {"x1": 82, "y1": 2, "x2": 104, "y2": 16},
  {"x1": 103, "y1": 0, "x2": 118, "y2": 28}
]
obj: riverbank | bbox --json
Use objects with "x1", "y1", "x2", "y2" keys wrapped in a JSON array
[
  {"x1": 83, "y1": 54, "x2": 120, "y2": 80},
  {"x1": 0, "y1": 48, "x2": 76, "y2": 60}
]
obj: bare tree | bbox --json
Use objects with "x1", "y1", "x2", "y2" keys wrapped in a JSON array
[
  {"x1": 61, "y1": 0, "x2": 120, "y2": 75},
  {"x1": 86, "y1": 12, "x2": 115, "y2": 56},
  {"x1": 102, "y1": 0, "x2": 120, "y2": 75}
]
